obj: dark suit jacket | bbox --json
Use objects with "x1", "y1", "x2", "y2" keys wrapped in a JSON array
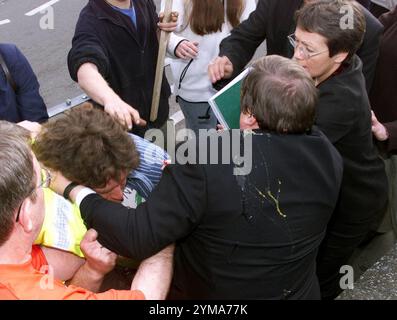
[
  {"x1": 68, "y1": 0, "x2": 171, "y2": 134},
  {"x1": 219, "y1": 0, "x2": 383, "y2": 91},
  {"x1": 316, "y1": 55, "x2": 388, "y2": 217},
  {"x1": 0, "y1": 44, "x2": 48, "y2": 123},
  {"x1": 79, "y1": 129, "x2": 343, "y2": 299}
]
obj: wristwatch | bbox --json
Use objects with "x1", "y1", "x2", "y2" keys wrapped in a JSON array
[{"x1": 63, "y1": 182, "x2": 79, "y2": 201}]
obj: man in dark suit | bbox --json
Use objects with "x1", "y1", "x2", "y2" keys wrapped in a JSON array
[
  {"x1": 51, "y1": 55, "x2": 343, "y2": 299},
  {"x1": 208, "y1": 0, "x2": 383, "y2": 92}
]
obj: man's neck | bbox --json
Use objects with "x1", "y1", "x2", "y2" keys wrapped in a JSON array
[
  {"x1": 0, "y1": 237, "x2": 32, "y2": 265},
  {"x1": 106, "y1": 0, "x2": 131, "y2": 9}
]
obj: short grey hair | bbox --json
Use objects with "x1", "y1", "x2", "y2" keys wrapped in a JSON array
[
  {"x1": 241, "y1": 55, "x2": 318, "y2": 133},
  {"x1": 0, "y1": 121, "x2": 36, "y2": 245}
]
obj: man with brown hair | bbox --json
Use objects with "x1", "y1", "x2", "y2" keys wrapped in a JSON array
[
  {"x1": 33, "y1": 103, "x2": 168, "y2": 202},
  {"x1": 33, "y1": 104, "x2": 140, "y2": 202},
  {"x1": 52, "y1": 56, "x2": 344, "y2": 299}
]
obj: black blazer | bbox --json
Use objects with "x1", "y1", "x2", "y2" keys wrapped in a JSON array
[
  {"x1": 316, "y1": 55, "x2": 388, "y2": 219},
  {"x1": 219, "y1": 0, "x2": 383, "y2": 91},
  {"x1": 68, "y1": 0, "x2": 171, "y2": 133},
  {"x1": 80, "y1": 129, "x2": 343, "y2": 299}
]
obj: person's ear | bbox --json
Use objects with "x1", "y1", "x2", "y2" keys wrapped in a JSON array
[
  {"x1": 333, "y1": 51, "x2": 349, "y2": 64},
  {"x1": 246, "y1": 113, "x2": 258, "y2": 127},
  {"x1": 18, "y1": 200, "x2": 34, "y2": 233}
]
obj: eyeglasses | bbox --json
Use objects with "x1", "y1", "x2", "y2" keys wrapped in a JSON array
[
  {"x1": 288, "y1": 34, "x2": 328, "y2": 60},
  {"x1": 15, "y1": 168, "x2": 51, "y2": 222}
]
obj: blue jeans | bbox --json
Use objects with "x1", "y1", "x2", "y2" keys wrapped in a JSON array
[{"x1": 177, "y1": 97, "x2": 218, "y2": 134}]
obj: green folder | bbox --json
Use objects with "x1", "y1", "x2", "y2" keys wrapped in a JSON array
[{"x1": 208, "y1": 68, "x2": 251, "y2": 130}]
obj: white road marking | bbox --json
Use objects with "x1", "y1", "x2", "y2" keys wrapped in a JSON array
[
  {"x1": 0, "y1": 19, "x2": 11, "y2": 26},
  {"x1": 25, "y1": 0, "x2": 61, "y2": 16}
]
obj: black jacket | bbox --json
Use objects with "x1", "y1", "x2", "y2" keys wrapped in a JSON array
[
  {"x1": 80, "y1": 129, "x2": 343, "y2": 299},
  {"x1": 219, "y1": 0, "x2": 383, "y2": 91},
  {"x1": 316, "y1": 55, "x2": 388, "y2": 219},
  {"x1": 0, "y1": 44, "x2": 48, "y2": 123},
  {"x1": 68, "y1": 0, "x2": 171, "y2": 133}
]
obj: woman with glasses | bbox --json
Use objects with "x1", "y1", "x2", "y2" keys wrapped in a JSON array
[
  {"x1": 162, "y1": 0, "x2": 256, "y2": 133},
  {"x1": 292, "y1": 0, "x2": 388, "y2": 300},
  {"x1": 208, "y1": 0, "x2": 383, "y2": 93}
]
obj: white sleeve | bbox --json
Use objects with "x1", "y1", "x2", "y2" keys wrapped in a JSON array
[
  {"x1": 75, "y1": 187, "x2": 96, "y2": 207},
  {"x1": 162, "y1": 0, "x2": 188, "y2": 57},
  {"x1": 241, "y1": 0, "x2": 257, "y2": 22}
]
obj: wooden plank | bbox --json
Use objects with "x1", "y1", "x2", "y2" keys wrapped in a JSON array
[{"x1": 150, "y1": 0, "x2": 173, "y2": 122}]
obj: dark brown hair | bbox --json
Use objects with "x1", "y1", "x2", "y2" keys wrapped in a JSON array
[
  {"x1": 0, "y1": 121, "x2": 36, "y2": 246},
  {"x1": 295, "y1": 0, "x2": 366, "y2": 61},
  {"x1": 241, "y1": 55, "x2": 318, "y2": 133},
  {"x1": 33, "y1": 103, "x2": 139, "y2": 189},
  {"x1": 189, "y1": 0, "x2": 244, "y2": 36}
]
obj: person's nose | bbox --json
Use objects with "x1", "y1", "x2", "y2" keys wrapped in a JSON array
[{"x1": 293, "y1": 46, "x2": 304, "y2": 61}]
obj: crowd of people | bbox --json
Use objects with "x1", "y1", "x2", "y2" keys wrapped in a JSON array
[{"x1": 0, "y1": 0, "x2": 396, "y2": 300}]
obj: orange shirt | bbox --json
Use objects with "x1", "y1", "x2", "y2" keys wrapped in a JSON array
[{"x1": 0, "y1": 246, "x2": 145, "y2": 300}]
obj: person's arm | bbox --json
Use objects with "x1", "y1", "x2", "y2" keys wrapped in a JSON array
[
  {"x1": 161, "y1": 0, "x2": 198, "y2": 59},
  {"x1": 208, "y1": 0, "x2": 268, "y2": 84},
  {"x1": 357, "y1": 6, "x2": 384, "y2": 92},
  {"x1": 76, "y1": 63, "x2": 144, "y2": 130},
  {"x1": 17, "y1": 120, "x2": 42, "y2": 139},
  {"x1": 372, "y1": 110, "x2": 397, "y2": 153},
  {"x1": 383, "y1": 121, "x2": 397, "y2": 152},
  {"x1": 7, "y1": 45, "x2": 48, "y2": 123},
  {"x1": 67, "y1": 17, "x2": 144, "y2": 130},
  {"x1": 49, "y1": 163, "x2": 206, "y2": 261},
  {"x1": 41, "y1": 246, "x2": 85, "y2": 281},
  {"x1": 68, "y1": 229, "x2": 117, "y2": 293},
  {"x1": 208, "y1": 0, "x2": 264, "y2": 84},
  {"x1": 131, "y1": 244, "x2": 174, "y2": 300}
]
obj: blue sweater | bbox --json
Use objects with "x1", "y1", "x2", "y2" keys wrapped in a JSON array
[{"x1": 0, "y1": 44, "x2": 48, "y2": 123}]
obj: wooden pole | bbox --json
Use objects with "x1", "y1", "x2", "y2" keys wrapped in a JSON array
[{"x1": 150, "y1": 0, "x2": 173, "y2": 122}]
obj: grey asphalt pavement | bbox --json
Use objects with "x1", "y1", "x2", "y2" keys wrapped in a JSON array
[
  {"x1": 0, "y1": 0, "x2": 164, "y2": 111},
  {"x1": 0, "y1": 0, "x2": 86, "y2": 108}
]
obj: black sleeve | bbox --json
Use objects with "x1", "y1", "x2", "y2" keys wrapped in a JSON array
[
  {"x1": 80, "y1": 163, "x2": 207, "y2": 260},
  {"x1": 357, "y1": 7, "x2": 384, "y2": 92},
  {"x1": 7, "y1": 45, "x2": 48, "y2": 123},
  {"x1": 67, "y1": 16, "x2": 110, "y2": 82},
  {"x1": 219, "y1": 0, "x2": 269, "y2": 77}
]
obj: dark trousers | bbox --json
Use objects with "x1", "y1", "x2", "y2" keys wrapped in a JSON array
[{"x1": 316, "y1": 204, "x2": 387, "y2": 299}]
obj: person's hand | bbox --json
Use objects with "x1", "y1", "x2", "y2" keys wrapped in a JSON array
[
  {"x1": 103, "y1": 95, "x2": 146, "y2": 130},
  {"x1": 175, "y1": 40, "x2": 199, "y2": 60},
  {"x1": 80, "y1": 229, "x2": 117, "y2": 277},
  {"x1": 161, "y1": 159, "x2": 171, "y2": 170},
  {"x1": 48, "y1": 169, "x2": 72, "y2": 196},
  {"x1": 208, "y1": 56, "x2": 234, "y2": 83},
  {"x1": 158, "y1": 11, "x2": 179, "y2": 32},
  {"x1": 216, "y1": 124, "x2": 225, "y2": 132},
  {"x1": 371, "y1": 110, "x2": 389, "y2": 141},
  {"x1": 17, "y1": 121, "x2": 42, "y2": 139}
]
